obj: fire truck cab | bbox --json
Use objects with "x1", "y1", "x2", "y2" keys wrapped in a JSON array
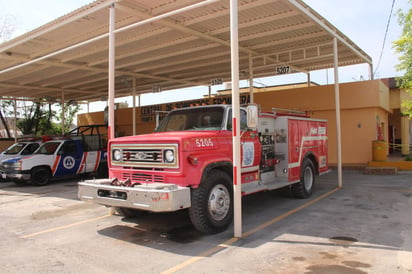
[{"x1": 78, "y1": 105, "x2": 328, "y2": 234}]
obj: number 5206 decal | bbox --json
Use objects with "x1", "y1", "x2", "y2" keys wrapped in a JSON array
[{"x1": 195, "y1": 138, "x2": 214, "y2": 147}]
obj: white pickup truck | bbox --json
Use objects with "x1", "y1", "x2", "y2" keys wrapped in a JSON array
[
  {"x1": 0, "y1": 125, "x2": 108, "y2": 186},
  {"x1": 0, "y1": 140, "x2": 42, "y2": 163}
]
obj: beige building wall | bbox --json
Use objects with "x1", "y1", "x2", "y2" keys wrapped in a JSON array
[{"x1": 78, "y1": 79, "x2": 391, "y2": 167}]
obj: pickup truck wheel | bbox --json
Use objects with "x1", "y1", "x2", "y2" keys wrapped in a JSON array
[
  {"x1": 292, "y1": 158, "x2": 315, "y2": 198},
  {"x1": 96, "y1": 163, "x2": 108, "y2": 178},
  {"x1": 189, "y1": 170, "x2": 233, "y2": 234},
  {"x1": 114, "y1": 207, "x2": 146, "y2": 218},
  {"x1": 31, "y1": 168, "x2": 51, "y2": 186}
]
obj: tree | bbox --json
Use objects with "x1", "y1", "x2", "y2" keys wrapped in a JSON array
[
  {"x1": 394, "y1": 1, "x2": 412, "y2": 117},
  {"x1": 0, "y1": 15, "x2": 14, "y2": 42},
  {"x1": 0, "y1": 15, "x2": 15, "y2": 137},
  {"x1": 56, "y1": 101, "x2": 81, "y2": 134},
  {"x1": 0, "y1": 98, "x2": 80, "y2": 136}
]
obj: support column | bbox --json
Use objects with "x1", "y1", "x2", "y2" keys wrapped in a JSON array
[
  {"x1": 132, "y1": 76, "x2": 136, "y2": 136},
  {"x1": 369, "y1": 63, "x2": 374, "y2": 80},
  {"x1": 108, "y1": 1, "x2": 116, "y2": 140},
  {"x1": 401, "y1": 116, "x2": 410, "y2": 155},
  {"x1": 333, "y1": 37, "x2": 343, "y2": 188},
  {"x1": 248, "y1": 54, "x2": 254, "y2": 104},
  {"x1": 13, "y1": 99, "x2": 17, "y2": 142},
  {"x1": 230, "y1": 0, "x2": 242, "y2": 238},
  {"x1": 61, "y1": 89, "x2": 65, "y2": 135}
]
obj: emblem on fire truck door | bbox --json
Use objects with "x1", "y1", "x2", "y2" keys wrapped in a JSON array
[
  {"x1": 242, "y1": 142, "x2": 254, "y2": 167},
  {"x1": 63, "y1": 156, "x2": 76, "y2": 169}
]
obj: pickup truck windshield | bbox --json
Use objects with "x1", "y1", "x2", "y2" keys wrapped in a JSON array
[
  {"x1": 3, "y1": 143, "x2": 26, "y2": 154},
  {"x1": 156, "y1": 107, "x2": 225, "y2": 132},
  {"x1": 36, "y1": 142, "x2": 61, "y2": 155}
]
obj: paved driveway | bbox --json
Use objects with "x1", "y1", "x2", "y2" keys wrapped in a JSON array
[{"x1": 0, "y1": 170, "x2": 411, "y2": 273}]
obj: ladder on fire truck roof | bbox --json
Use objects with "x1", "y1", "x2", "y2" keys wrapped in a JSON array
[{"x1": 271, "y1": 108, "x2": 309, "y2": 118}]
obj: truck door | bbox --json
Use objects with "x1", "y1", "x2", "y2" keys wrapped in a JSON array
[
  {"x1": 240, "y1": 109, "x2": 261, "y2": 169},
  {"x1": 83, "y1": 150, "x2": 102, "y2": 173},
  {"x1": 82, "y1": 135, "x2": 105, "y2": 173},
  {"x1": 54, "y1": 140, "x2": 83, "y2": 176},
  {"x1": 228, "y1": 109, "x2": 261, "y2": 170}
]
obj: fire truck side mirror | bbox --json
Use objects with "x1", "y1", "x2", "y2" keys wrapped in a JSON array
[{"x1": 246, "y1": 105, "x2": 258, "y2": 129}]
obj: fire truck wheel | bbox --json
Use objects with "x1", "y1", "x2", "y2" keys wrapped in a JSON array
[
  {"x1": 189, "y1": 170, "x2": 233, "y2": 234},
  {"x1": 292, "y1": 158, "x2": 315, "y2": 198},
  {"x1": 31, "y1": 167, "x2": 51, "y2": 186},
  {"x1": 114, "y1": 207, "x2": 146, "y2": 218}
]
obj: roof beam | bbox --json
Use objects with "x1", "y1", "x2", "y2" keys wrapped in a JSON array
[
  {"x1": 114, "y1": 0, "x2": 307, "y2": 73},
  {"x1": 67, "y1": 4, "x2": 300, "y2": 66},
  {"x1": 0, "y1": 0, "x2": 115, "y2": 53},
  {"x1": 0, "y1": 50, "x2": 204, "y2": 88},
  {"x1": 287, "y1": 0, "x2": 372, "y2": 64}
]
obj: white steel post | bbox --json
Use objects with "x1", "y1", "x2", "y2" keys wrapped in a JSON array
[
  {"x1": 230, "y1": 0, "x2": 242, "y2": 238},
  {"x1": 333, "y1": 37, "x2": 343, "y2": 188},
  {"x1": 132, "y1": 76, "x2": 136, "y2": 135},
  {"x1": 13, "y1": 98, "x2": 17, "y2": 142},
  {"x1": 108, "y1": 2, "x2": 116, "y2": 140},
  {"x1": 369, "y1": 63, "x2": 374, "y2": 80},
  {"x1": 248, "y1": 54, "x2": 254, "y2": 104},
  {"x1": 61, "y1": 89, "x2": 65, "y2": 135}
]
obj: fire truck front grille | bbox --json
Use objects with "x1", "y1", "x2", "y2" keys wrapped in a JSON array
[
  {"x1": 121, "y1": 149, "x2": 162, "y2": 163},
  {"x1": 121, "y1": 172, "x2": 165, "y2": 184},
  {"x1": 111, "y1": 143, "x2": 178, "y2": 168}
]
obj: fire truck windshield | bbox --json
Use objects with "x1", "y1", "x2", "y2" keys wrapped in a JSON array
[{"x1": 156, "y1": 106, "x2": 225, "y2": 132}]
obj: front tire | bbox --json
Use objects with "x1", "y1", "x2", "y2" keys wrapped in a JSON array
[
  {"x1": 31, "y1": 167, "x2": 51, "y2": 186},
  {"x1": 292, "y1": 158, "x2": 315, "y2": 198},
  {"x1": 189, "y1": 170, "x2": 233, "y2": 234}
]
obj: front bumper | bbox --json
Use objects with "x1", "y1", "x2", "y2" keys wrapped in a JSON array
[
  {"x1": 0, "y1": 170, "x2": 30, "y2": 182},
  {"x1": 78, "y1": 179, "x2": 191, "y2": 212}
]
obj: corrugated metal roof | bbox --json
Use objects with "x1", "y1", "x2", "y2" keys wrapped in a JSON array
[{"x1": 0, "y1": 0, "x2": 372, "y2": 103}]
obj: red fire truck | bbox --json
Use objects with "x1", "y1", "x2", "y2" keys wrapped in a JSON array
[{"x1": 78, "y1": 104, "x2": 328, "y2": 234}]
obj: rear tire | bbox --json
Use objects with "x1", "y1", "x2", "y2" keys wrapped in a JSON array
[
  {"x1": 31, "y1": 167, "x2": 51, "y2": 186},
  {"x1": 189, "y1": 170, "x2": 233, "y2": 234},
  {"x1": 292, "y1": 158, "x2": 315, "y2": 198},
  {"x1": 96, "y1": 162, "x2": 108, "y2": 178}
]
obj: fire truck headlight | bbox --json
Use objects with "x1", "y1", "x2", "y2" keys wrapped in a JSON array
[
  {"x1": 164, "y1": 150, "x2": 174, "y2": 163},
  {"x1": 113, "y1": 149, "x2": 122, "y2": 161}
]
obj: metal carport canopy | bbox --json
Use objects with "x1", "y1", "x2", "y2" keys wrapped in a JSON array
[
  {"x1": 0, "y1": 0, "x2": 372, "y2": 237},
  {"x1": 0, "y1": 0, "x2": 371, "y2": 102}
]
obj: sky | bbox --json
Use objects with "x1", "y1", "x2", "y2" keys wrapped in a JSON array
[{"x1": 0, "y1": 0, "x2": 410, "y2": 112}]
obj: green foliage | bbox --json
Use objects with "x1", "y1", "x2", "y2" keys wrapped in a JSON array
[
  {"x1": 56, "y1": 102, "x2": 81, "y2": 134},
  {"x1": 0, "y1": 98, "x2": 80, "y2": 136},
  {"x1": 394, "y1": 1, "x2": 412, "y2": 118}
]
